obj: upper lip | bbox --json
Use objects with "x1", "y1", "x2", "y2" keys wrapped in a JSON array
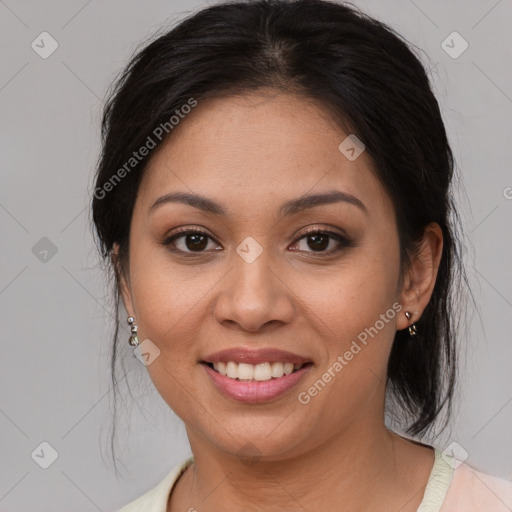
[{"x1": 201, "y1": 348, "x2": 311, "y2": 365}]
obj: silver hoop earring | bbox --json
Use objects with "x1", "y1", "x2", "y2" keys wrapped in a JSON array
[
  {"x1": 404, "y1": 311, "x2": 418, "y2": 337},
  {"x1": 127, "y1": 316, "x2": 140, "y2": 347}
]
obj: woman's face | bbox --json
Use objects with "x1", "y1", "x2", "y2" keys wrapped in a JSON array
[{"x1": 120, "y1": 89, "x2": 422, "y2": 460}]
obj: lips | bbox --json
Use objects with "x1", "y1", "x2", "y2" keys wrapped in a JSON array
[
  {"x1": 202, "y1": 361, "x2": 313, "y2": 403},
  {"x1": 199, "y1": 347, "x2": 313, "y2": 403}
]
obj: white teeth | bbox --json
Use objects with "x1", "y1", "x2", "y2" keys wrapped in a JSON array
[
  {"x1": 254, "y1": 362, "x2": 272, "y2": 381},
  {"x1": 271, "y1": 362, "x2": 284, "y2": 378},
  {"x1": 226, "y1": 361, "x2": 237, "y2": 379},
  {"x1": 283, "y1": 363, "x2": 294, "y2": 375},
  {"x1": 237, "y1": 363, "x2": 254, "y2": 381},
  {"x1": 211, "y1": 361, "x2": 304, "y2": 381}
]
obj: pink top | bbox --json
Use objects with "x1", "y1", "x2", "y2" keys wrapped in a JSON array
[
  {"x1": 117, "y1": 448, "x2": 512, "y2": 511},
  {"x1": 427, "y1": 451, "x2": 512, "y2": 511}
]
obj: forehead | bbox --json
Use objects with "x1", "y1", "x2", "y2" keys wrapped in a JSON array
[{"x1": 137, "y1": 90, "x2": 393, "y2": 220}]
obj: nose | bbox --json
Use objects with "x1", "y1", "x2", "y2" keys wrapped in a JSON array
[{"x1": 213, "y1": 249, "x2": 295, "y2": 333}]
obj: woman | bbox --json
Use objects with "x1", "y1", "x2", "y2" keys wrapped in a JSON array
[{"x1": 91, "y1": 0, "x2": 512, "y2": 510}]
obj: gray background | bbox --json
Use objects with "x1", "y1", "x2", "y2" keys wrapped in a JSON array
[{"x1": 1, "y1": 0, "x2": 511, "y2": 510}]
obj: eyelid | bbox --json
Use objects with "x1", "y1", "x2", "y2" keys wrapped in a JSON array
[
  {"x1": 164, "y1": 225, "x2": 216, "y2": 240},
  {"x1": 294, "y1": 224, "x2": 348, "y2": 239}
]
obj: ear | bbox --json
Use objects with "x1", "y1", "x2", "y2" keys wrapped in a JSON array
[
  {"x1": 112, "y1": 242, "x2": 134, "y2": 316},
  {"x1": 395, "y1": 222, "x2": 443, "y2": 331}
]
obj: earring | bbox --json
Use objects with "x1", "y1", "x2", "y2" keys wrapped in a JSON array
[
  {"x1": 127, "y1": 316, "x2": 140, "y2": 347},
  {"x1": 404, "y1": 311, "x2": 418, "y2": 337}
]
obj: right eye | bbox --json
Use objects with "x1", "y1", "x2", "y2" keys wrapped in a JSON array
[{"x1": 162, "y1": 227, "x2": 222, "y2": 254}]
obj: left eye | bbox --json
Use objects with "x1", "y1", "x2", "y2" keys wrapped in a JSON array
[{"x1": 291, "y1": 229, "x2": 348, "y2": 254}]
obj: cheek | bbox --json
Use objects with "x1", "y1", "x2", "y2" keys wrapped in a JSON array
[
  {"x1": 296, "y1": 247, "x2": 401, "y2": 398},
  {"x1": 127, "y1": 241, "x2": 229, "y2": 376},
  {"x1": 127, "y1": 247, "x2": 212, "y2": 414},
  {"x1": 296, "y1": 268, "x2": 400, "y2": 424},
  {"x1": 298, "y1": 253, "x2": 399, "y2": 337}
]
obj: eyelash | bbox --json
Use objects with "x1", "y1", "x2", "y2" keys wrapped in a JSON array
[{"x1": 161, "y1": 226, "x2": 351, "y2": 257}]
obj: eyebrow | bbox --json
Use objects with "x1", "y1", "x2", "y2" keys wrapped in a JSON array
[{"x1": 149, "y1": 190, "x2": 368, "y2": 216}]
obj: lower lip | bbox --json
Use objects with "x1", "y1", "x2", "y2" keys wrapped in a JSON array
[{"x1": 202, "y1": 363, "x2": 312, "y2": 403}]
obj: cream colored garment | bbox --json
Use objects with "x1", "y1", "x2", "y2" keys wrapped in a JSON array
[{"x1": 117, "y1": 449, "x2": 512, "y2": 511}]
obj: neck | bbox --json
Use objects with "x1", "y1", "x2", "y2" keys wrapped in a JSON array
[{"x1": 170, "y1": 423, "x2": 433, "y2": 512}]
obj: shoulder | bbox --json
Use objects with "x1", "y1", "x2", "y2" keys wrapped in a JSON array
[
  {"x1": 441, "y1": 457, "x2": 512, "y2": 511},
  {"x1": 418, "y1": 447, "x2": 512, "y2": 512},
  {"x1": 116, "y1": 456, "x2": 194, "y2": 512}
]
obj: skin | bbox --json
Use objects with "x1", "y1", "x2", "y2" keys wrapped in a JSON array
[{"x1": 116, "y1": 88, "x2": 443, "y2": 512}]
